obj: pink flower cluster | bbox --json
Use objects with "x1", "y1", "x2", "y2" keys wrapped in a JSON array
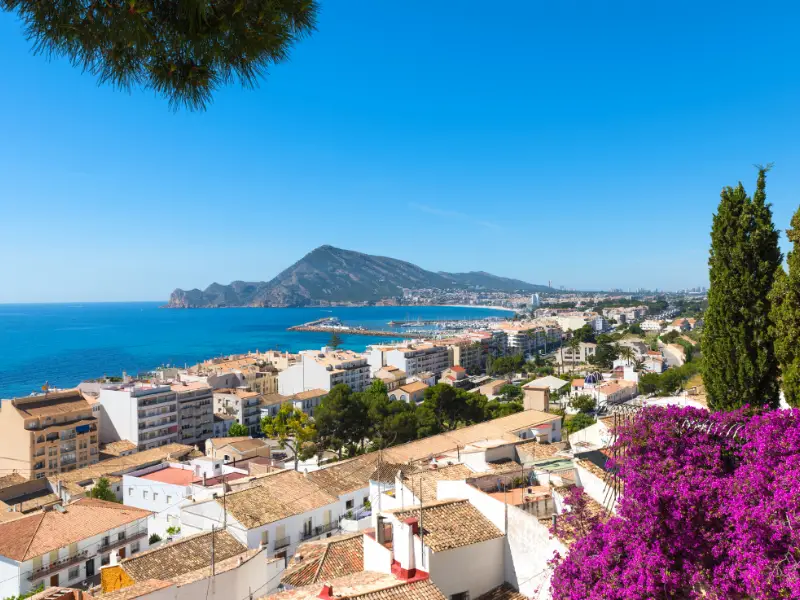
[{"x1": 550, "y1": 406, "x2": 800, "y2": 599}]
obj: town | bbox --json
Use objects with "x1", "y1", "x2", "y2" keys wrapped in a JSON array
[{"x1": 0, "y1": 293, "x2": 709, "y2": 600}]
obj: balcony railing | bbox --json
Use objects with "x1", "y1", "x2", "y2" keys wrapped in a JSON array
[
  {"x1": 98, "y1": 530, "x2": 146, "y2": 554},
  {"x1": 300, "y1": 521, "x2": 337, "y2": 541},
  {"x1": 27, "y1": 549, "x2": 89, "y2": 581},
  {"x1": 273, "y1": 535, "x2": 291, "y2": 550}
]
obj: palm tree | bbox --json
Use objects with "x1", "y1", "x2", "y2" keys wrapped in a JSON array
[
  {"x1": 567, "y1": 336, "x2": 581, "y2": 372},
  {"x1": 618, "y1": 345, "x2": 635, "y2": 366}
]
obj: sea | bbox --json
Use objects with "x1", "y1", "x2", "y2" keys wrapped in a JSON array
[{"x1": 0, "y1": 302, "x2": 512, "y2": 399}]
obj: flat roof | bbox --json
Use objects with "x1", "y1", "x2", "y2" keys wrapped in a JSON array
[{"x1": 139, "y1": 467, "x2": 196, "y2": 485}]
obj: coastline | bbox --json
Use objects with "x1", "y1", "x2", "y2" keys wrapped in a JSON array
[{"x1": 435, "y1": 304, "x2": 517, "y2": 313}]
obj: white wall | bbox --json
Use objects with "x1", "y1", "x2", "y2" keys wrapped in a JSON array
[
  {"x1": 98, "y1": 389, "x2": 139, "y2": 444},
  {"x1": 173, "y1": 551, "x2": 283, "y2": 600},
  {"x1": 363, "y1": 534, "x2": 392, "y2": 574},
  {"x1": 0, "y1": 556, "x2": 20, "y2": 600},
  {"x1": 428, "y1": 537, "x2": 505, "y2": 599},
  {"x1": 123, "y1": 473, "x2": 192, "y2": 538},
  {"x1": 574, "y1": 462, "x2": 612, "y2": 512}
]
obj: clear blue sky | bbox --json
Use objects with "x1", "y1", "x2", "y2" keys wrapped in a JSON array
[{"x1": 2, "y1": 1, "x2": 800, "y2": 302}]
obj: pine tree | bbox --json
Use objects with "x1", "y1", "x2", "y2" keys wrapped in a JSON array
[
  {"x1": 1, "y1": 1, "x2": 318, "y2": 110},
  {"x1": 704, "y1": 168, "x2": 782, "y2": 411},
  {"x1": 770, "y1": 206, "x2": 800, "y2": 407}
]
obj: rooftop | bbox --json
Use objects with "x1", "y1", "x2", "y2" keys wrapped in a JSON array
[
  {"x1": 398, "y1": 381, "x2": 428, "y2": 394},
  {"x1": 476, "y1": 583, "x2": 528, "y2": 600},
  {"x1": 403, "y1": 464, "x2": 475, "y2": 502},
  {"x1": 138, "y1": 467, "x2": 196, "y2": 486},
  {"x1": 388, "y1": 498, "x2": 503, "y2": 552},
  {"x1": 100, "y1": 440, "x2": 137, "y2": 457},
  {"x1": 0, "y1": 498, "x2": 152, "y2": 561},
  {"x1": 120, "y1": 530, "x2": 246, "y2": 582},
  {"x1": 0, "y1": 473, "x2": 27, "y2": 490},
  {"x1": 307, "y1": 454, "x2": 380, "y2": 496},
  {"x1": 293, "y1": 389, "x2": 328, "y2": 401},
  {"x1": 281, "y1": 532, "x2": 363, "y2": 587},
  {"x1": 262, "y1": 572, "x2": 445, "y2": 600},
  {"x1": 12, "y1": 390, "x2": 92, "y2": 419}
]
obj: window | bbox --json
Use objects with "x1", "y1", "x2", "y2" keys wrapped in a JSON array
[
  {"x1": 166, "y1": 495, "x2": 172, "y2": 504},
  {"x1": 152, "y1": 493, "x2": 158, "y2": 502},
  {"x1": 68, "y1": 567, "x2": 79, "y2": 580},
  {"x1": 131, "y1": 542, "x2": 140, "y2": 554},
  {"x1": 345, "y1": 499, "x2": 354, "y2": 510},
  {"x1": 102, "y1": 535, "x2": 110, "y2": 548},
  {"x1": 143, "y1": 491, "x2": 148, "y2": 500},
  {"x1": 118, "y1": 531, "x2": 126, "y2": 541},
  {"x1": 451, "y1": 594, "x2": 470, "y2": 600},
  {"x1": 101, "y1": 555, "x2": 110, "y2": 566},
  {"x1": 128, "y1": 487, "x2": 133, "y2": 496}
]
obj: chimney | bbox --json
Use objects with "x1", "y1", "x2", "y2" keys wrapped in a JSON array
[
  {"x1": 375, "y1": 515, "x2": 385, "y2": 545},
  {"x1": 317, "y1": 584, "x2": 334, "y2": 599},
  {"x1": 109, "y1": 550, "x2": 119, "y2": 566},
  {"x1": 403, "y1": 517, "x2": 419, "y2": 536},
  {"x1": 202, "y1": 473, "x2": 206, "y2": 486}
]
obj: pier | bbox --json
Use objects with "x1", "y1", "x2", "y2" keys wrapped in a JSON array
[{"x1": 287, "y1": 325, "x2": 427, "y2": 339}]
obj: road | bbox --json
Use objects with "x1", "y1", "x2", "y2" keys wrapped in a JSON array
[{"x1": 658, "y1": 342, "x2": 683, "y2": 368}]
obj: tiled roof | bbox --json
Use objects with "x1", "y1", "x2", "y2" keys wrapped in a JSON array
[
  {"x1": 260, "y1": 393, "x2": 291, "y2": 407},
  {"x1": 477, "y1": 583, "x2": 528, "y2": 600},
  {"x1": 516, "y1": 440, "x2": 568, "y2": 460},
  {"x1": 0, "y1": 498, "x2": 151, "y2": 561},
  {"x1": 281, "y1": 532, "x2": 363, "y2": 587},
  {"x1": 227, "y1": 439, "x2": 271, "y2": 453},
  {"x1": 121, "y1": 530, "x2": 246, "y2": 582},
  {"x1": 368, "y1": 462, "x2": 414, "y2": 483},
  {"x1": 0, "y1": 473, "x2": 27, "y2": 490},
  {"x1": 576, "y1": 458, "x2": 608, "y2": 480},
  {"x1": 208, "y1": 436, "x2": 251, "y2": 448},
  {"x1": 293, "y1": 389, "x2": 327, "y2": 401},
  {"x1": 262, "y1": 572, "x2": 445, "y2": 600},
  {"x1": 389, "y1": 499, "x2": 503, "y2": 552},
  {"x1": 219, "y1": 470, "x2": 338, "y2": 529},
  {"x1": 50, "y1": 443, "x2": 195, "y2": 492},
  {"x1": 307, "y1": 454, "x2": 379, "y2": 496},
  {"x1": 404, "y1": 464, "x2": 474, "y2": 501},
  {"x1": 101, "y1": 440, "x2": 137, "y2": 456},
  {"x1": 398, "y1": 382, "x2": 428, "y2": 394},
  {"x1": 353, "y1": 579, "x2": 446, "y2": 600},
  {"x1": 380, "y1": 410, "x2": 560, "y2": 464},
  {"x1": 11, "y1": 390, "x2": 92, "y2": 418},
  {"x1": 100, "y1": 579, "x2": 173, "y2": 600}
]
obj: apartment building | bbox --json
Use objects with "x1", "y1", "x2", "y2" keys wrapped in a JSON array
[
  {"x1": 213, "y1": 389, "x2": 262, "y2": 435},
  {"x1": 0, "y1": 390, "x2": 99, "y2": 480},
  {"x1": 98, "y1": 383, "x2": 179, "y2": 451},
  {"x1": 0, "y1": 498, "x2": 151, "y2": 598},
  {"x1": 367, "y1": 342, "x2": 450, "y2": 378},
  {"x1": 172, "y1": 382, "x2": 213, "y2": 446},
  {"x1": 278, "y1": 349, "x2": 372, "y2": 395},
  {"x1": 435, "y1": 337, "x2": 486, "y2": 372},
  {"x1": 558, "y1": 342, "x2": 597, "y2": 365}
]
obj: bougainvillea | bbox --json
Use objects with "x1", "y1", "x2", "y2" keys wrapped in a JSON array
[{"x1": 550, "y1": 406, "x2": 800, "y2": 599}]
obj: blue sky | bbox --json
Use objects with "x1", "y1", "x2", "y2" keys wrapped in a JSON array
[{"x1": 2, "y1": 1, "x2": 800, "y2": 302}]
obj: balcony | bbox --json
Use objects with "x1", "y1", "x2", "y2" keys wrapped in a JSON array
[
  {"x1": 98, "y1": 529, "x2": 147, "y2": 554},
  {"x1": 27, "y1": 549, "x2": 89, "y2": 581},
  {"x1": 139, "y1": 417, "x2": 177, "y2": 432},
  {"x1": 300, "y1": 521, "x2": 338, "y2": 541},
  {"x1": 60, "y1": 430, "x2": 77, "y2": 441},
  {"x1": 273, "y1": 535, "x2": 291, "y2": 550},
  {"x1": 61, "y1": 441, "x2": 76, "y2": 453}
]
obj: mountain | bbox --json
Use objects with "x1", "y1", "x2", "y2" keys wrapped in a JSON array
[{"x1": 167, "y1": 245, "x2": 552, "y2": 308}]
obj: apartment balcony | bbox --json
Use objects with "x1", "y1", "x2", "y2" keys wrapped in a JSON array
[
  {"x1": 273, "y1": 535, "x2": 291, "y2": 550},
  {"x1": 27, "y1": 549, "x2": 89, "y2": 581},
  {"x1": 60, "y1": 441, "x2": 77, "y2": 453},
  {"x1": 61, "y1": 453, "x2": 77, "y2": 466},
  {"x1": 139, "y1": 417, "x2": 177, "y2": 432},
  {"x1": 300, "y1": 521, "x2": 337, "y2": 541},
  {"x1": 98, "y1": 529, "x2": 147, "y2": 554}
]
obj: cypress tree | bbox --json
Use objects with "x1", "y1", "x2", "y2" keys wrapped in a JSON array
[
  {"x1": 770, "y1": 207, "x2": 800, "y2": 407},
  {"x1": 704, "y1": 168, "x2": 782, "y2": 411}
]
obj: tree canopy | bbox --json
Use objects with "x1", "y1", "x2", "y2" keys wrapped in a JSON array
[
  {"x1": 1, "y1": 0, "x2": 318, "y2": 110},
  {"x1": 90, "y1": 477, "x2": 118, "y2": 502},
  {"x1": 704, "y1": 168, "x2": 782, "y2": 411},
  {"x1": 261, "y1": 403, "x2": 316, "y2": 470},
  {"x1": 227, "y1": 422, "x2": 249, "y2": 436}
]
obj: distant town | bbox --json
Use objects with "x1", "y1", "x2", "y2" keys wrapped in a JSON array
[{"x1": 0, "y1": 289, "x2": 708, "y2": 600}]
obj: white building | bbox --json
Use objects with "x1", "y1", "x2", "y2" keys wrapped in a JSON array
[
  {"x1": 98, "y1": 383, "x2": 179, "y2": 451},
  {"x1": 640, "y1": 319, "x2": 664, "y2": 332},
  {"x1": 213, "y1": 389, "x2": 262, "y2": 435},
  {"x1": 278, "y1": 349, "x2": 372, "y2": 395},
  {"x1": 367, "y1": 342, "x2": 450, "y2": 378},
  {"x1": 558, "y1": 342, "x2": 597, "y2": 365},
  {"x1": 172, "y1": 382, "x2": 214, "y2": 446},
  {"x1": 0, "y1": 498, "x2": 151, "y2": 598}
]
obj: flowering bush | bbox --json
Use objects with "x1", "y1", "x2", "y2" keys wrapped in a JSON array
[{"x1": 550, "y1": 406, "x2": 800, "y2": 599}]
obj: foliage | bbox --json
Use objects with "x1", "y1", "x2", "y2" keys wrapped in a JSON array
[
  {"x1": 498, "y1": 384, "x2": 523, "y2": 402},
  {"x1": 328, "y1": 332, "x2": 343, "y2": 349},
  {"x1": 626, "y1": 323, "x2": 644, "y2": 336},
  {"x1": 261, "y1": 403, "x2": 316, "y2": 469},
  {"x1": 550, "y1": 406, "x2": 800, "y2": 599},
  {"x1": 573, "y1": 324, "x2": 596, "y2": 344},
  {"x1": 569, "y1": 394, "x2": 596, "y2": 414},
  {"x1": 420, "y1": 383, "x2": 488, "y2": 431},
  {"x1": 486, "y1": 400, "x2": 523, "y2": 419},
  {"x1": 770, "y1": 205, "x2": 800, "y2": 407},
  {"x1": 660, "y1": 329, "x2": 682, "y2": 345},
  {"x1": 587, "y1": 341, "x2": 618, "y2": 369},
  {"x1": 1, "y1": 0, "x2": 318, "y2": 110},
  {"x1": 227, "y1": 422, "x2": 249, "y2": 437},
  {"x1": 487, "y1": 354, "x2": 525, "y2": 375},
  {"x1": 90, "y1": 477, "x2": 118, "y2": 502},
  {"x1": 149, "y1": 533, "x2": 162, "y2": 544},
  {"x1": 364, "y1": 380, "x2": 417, "y2": 449},
  {"x1": 549, "y1": 487, "x2": 602, "y2": 544},
  {"x1": 704, "y1": 168, "x2": 782, "y2": 411},
  {"x1": 315, "y1": 383, "x2": 369, "y2": 456},
  {"x1": 166, "y1": 526, "x2": 181, "y2": 535},
  {"x1": 563, "y1": 412, "x2": 596, "y2": 435},
  {"x1": 637, "y1": 361, "x2": 700, "y2": 396}
]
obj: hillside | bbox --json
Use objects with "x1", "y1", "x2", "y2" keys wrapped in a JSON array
[{"x1": 167, "y1": 245, "x2": 551, "y2": 308}]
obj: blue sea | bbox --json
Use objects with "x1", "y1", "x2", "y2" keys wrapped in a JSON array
[{"x1": 0, "y1": 303, "x2": 511, "y2": 399}]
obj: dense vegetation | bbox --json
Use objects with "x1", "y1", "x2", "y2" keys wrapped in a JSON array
[{"x1": 227, "y1": 422, "x2": 249, "y2": 437}]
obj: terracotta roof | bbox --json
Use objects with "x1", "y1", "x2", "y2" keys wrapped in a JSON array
[
  {"x1": 120, "y1": 530, "x2": 246, "y2": 582},
  {"x1": 368, "y1": 462, "x2": 414, "y2": 483},
  {"x1": 576, "y1": 458, "x2": 608, "y2": 480},
  {"x1": 380, "y1": 410, "x2": 560, "y2": 464},
  {"x1": 262, "y1": 572, "x2": 445, "y2": 600},
  {"x1": 572, "y1": 379, "x2": 585, "y2": 387},
  {"x1": 101, "y1": 440, "x2": 137, "y2": 456},
  {"x1": 352, "y1": 579, "x2": 446, "y2": 600},
  {"x1": 516, "y1": 440, "x2": 568, "y2": 460},
  {"x1": 0, "y1": 498, "x2": 152, "y2": 561},
  {"x1": 49, "y1": 444, "x2": 195, "y2": 493},
  {"x1": 0, "y1": 473, "x2": 27, "y2": 490},
  {"x1": 260, "y1": 393, "x2": 292, "y2": 407},
  {"x1": 449, "y1": 366, "x2": 466, "y2": 372},
  {"x1": 227, "y1": 439, "x2": 271, "y2": 453},
  {"x1": 388, "y1": 499, "x2": 503, "y2": 552},
  {"x1": 293, "y1": 389, "x2": 328, "y2": 401},
  {"x1": 208, "y1": 436, "x2": 251, "y2": 449},
  {"x1": 139, "y1": 467, "x2": 196, "y2": 485},
  {"x1": 477, "y1": 583, "x2": 528, "y2": 600},
  {"x1": 282, "y1": 532, "x2": 363, "y2": 587},
  {"x1": 214, "y1": 413, "x2": 237, "y2": 422},
  {"x1": 100, "y1": 579, "x2": 173, "y2": 600},
  {"x1": 218, "y1": 470, "x2": 338, "y2": 529},
  {"x1": 404, "y1": 464, "x2": 474, "y2": 501},
  {"x1": 12, "y1": 390, "x2": 92, "y2": 418},
  {"x1": 398, "y1": 381, "x2": 428, "y2": 394},
  {"x1": 307, "y1": 454, "x2": 379, "y2": 497}
]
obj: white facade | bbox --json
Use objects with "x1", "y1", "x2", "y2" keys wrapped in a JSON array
[
  {"x1": 368, "y1": 344, "x2": 450, "y2": 378},
  {"x1": 0, "y1": 518, "x2": 149, "y2": 599},
  {"x1": 278, "y1": 349, "x2": 371, "y2": 395},
  {"x1": 98, "y1": 384, "x2": 179, "y2": 451},
  {"x1": 640, "y1": 319, "x2": 663, "y2": 332}
]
